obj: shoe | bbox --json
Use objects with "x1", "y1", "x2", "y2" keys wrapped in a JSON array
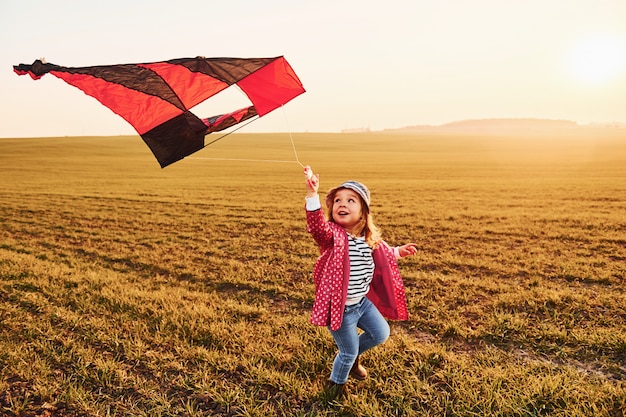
[
  {"x1": 349, "y1": 356, "x2": 367, "y2": 381},
  {"x1": 324, "y1": 380, "x2": 348, "y2": 401}
]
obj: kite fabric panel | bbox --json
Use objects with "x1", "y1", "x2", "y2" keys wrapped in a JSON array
[{"x1": 13, "y1": 56, "x2": 305, "y2": 168}]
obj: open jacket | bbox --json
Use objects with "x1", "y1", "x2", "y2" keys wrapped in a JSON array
[{"x1": 306, "y1": 207, "x2": 409, "y2": 331}]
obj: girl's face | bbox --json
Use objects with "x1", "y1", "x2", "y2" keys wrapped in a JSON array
[{"x1": 331, "y1": 188, "x2": 363, "y2": 231}]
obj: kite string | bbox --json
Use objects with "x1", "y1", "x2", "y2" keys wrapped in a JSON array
[
  {"x1": 187, "y1": 157, "x2": 299, "y2": 163},
  {"x1": 203, "y1": 116, "x2": 259, "y2": 147},
  {"x1": 283, "y1": 105, "x2": 306, "y2": 168},
  {"x1": 290, "y1": 131, "x2": 305, "y2": 168},
  {"x1": 192, "y1": 105, "x2": 307, "y2": 169}
]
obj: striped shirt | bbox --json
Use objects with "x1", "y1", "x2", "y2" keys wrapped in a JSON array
[{"x1": 345, "y1": 234, "x2": 375, "y2": 305}]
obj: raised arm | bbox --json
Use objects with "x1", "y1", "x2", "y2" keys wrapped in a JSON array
[{"x1": 304, "y1": 165, "x2": 319, "y2": 198}]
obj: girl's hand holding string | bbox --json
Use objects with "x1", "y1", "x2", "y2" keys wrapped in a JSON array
[{"x1": 304, "y1": 166, "x2": 319, "y2": 197}]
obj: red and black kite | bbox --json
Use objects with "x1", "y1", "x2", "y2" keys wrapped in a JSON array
[{"x1": 14, "y1": 56, "x2": 305, "y2": 168}]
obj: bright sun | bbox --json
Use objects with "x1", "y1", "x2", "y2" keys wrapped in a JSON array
[{"x1": 566, "y1": 33, "x2": 626, "y2": 85}]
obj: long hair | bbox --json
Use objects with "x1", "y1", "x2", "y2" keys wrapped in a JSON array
[{"x1": 325, "y1": 189, "x2": 382, "y2": 248}]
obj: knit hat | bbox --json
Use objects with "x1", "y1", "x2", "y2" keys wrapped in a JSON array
[{"x1": 327, "y1": 180, "x2": 371, "y2": 208}]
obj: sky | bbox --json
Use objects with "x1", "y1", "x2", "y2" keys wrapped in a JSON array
[{"x1": 1, "y1": 0, "x2": 626, "y2": 137}]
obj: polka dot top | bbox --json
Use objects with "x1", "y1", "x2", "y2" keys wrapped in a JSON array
[{"x1": 306, "y1": 203, "x2": 409, "y2": 330}]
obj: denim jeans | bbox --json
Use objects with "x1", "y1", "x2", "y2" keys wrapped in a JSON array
[{"x1": 329, "y1": 297, "x2": 390, "y2": 384}]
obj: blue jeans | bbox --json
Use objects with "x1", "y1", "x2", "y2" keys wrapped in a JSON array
[{"x1": 329, "y1": 297, "x2": 390, "y2": 384}]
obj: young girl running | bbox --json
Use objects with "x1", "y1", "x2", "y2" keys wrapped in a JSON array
[{"x1": 304, "y1": 169, "x2": 417, "y2": 401}]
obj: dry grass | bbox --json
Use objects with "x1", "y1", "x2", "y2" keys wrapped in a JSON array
[{"x1": 0, "y1": 129, "x2": 625, "y2": 416}]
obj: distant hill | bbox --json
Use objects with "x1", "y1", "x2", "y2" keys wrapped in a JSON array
[
  {"x1": 441, "y1": 118, "x2": 578, "y2": 129},
  {"x1": 385, "y1": 118, "x2": 581, "y2": 133}
]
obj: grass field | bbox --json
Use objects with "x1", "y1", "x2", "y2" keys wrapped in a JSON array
[{"x1": 1, "y1": 128, "x2": 625, "y2": 416}]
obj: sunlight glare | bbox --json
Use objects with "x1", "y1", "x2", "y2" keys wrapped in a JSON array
[{"x1": 566, "y1": 34, "x2": 626, "y2": 85}]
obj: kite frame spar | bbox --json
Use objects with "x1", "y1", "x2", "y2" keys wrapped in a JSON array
[{"x1": 14, "y1": 56, "x2": 305, "y2": 168}]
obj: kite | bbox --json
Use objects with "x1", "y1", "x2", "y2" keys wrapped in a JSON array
[{"x1": 13, "y1": 56, "x2": 305, "y2": 168}]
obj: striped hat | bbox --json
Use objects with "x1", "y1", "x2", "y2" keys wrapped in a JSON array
[{"x1": 327, "y1": 180, "x2": 371, "y2": 208}]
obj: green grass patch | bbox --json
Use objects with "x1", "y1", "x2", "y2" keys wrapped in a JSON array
[{"x1": 0, "y1": 130, "x2": 625, "y2": 416}]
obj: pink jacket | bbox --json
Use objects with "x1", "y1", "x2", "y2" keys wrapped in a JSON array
[{"x1": 306, "y1": 207, "x2": 409, "y2": 331}]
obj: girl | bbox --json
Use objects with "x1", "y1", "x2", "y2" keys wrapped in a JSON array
[{"x1": 304, "y1": 170, "x2": 417, "y2": 401}]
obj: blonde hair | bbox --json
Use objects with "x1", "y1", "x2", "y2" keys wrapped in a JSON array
[{"x1": 325, "y1": 188, "x2": 382, "y2": 247}]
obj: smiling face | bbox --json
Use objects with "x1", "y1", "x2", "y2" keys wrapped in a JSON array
[{"x1": 330, "y1": 188, "x2": 364, "y2": 233}]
